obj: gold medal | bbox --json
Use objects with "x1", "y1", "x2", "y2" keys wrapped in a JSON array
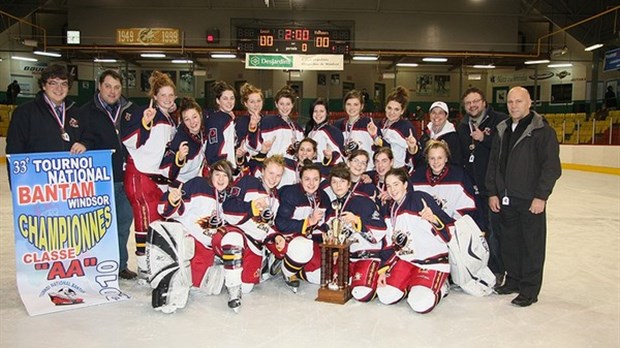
[{"x1": 61, "y1": 132, "x2": 70, "y2": 142}]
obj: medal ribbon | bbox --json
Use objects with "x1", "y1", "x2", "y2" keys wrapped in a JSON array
[{"x1": 43, "y1": 94, "x2": 66, "y2": 131}]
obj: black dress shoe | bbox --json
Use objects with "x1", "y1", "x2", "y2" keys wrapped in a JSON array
[
  {"x1": 495, "y1": 284, "x2": 518, "y2": 295},
  {"x1": 511, "y1": 294, "x2": 538, "y2": 307},
  {"x1": 120, "y1": 269, "x2": 138, "y2": 280}
]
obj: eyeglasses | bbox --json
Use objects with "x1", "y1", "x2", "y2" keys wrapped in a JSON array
[
  {"x1": 46, "y1": 80, "x2": 69, "y2": 89},
  {"x1": 464, "y1": 98, "x2": 482, "y2": 106}
]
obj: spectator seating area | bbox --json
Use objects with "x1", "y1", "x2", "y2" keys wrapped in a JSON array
[{"x1": 544, "y1": 110, "x2": 620, "y2": 144}]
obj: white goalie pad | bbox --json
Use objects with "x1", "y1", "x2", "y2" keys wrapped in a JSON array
[
  {"x1": 448, "y1": 215, "x2": 496, "y2": 297},
  {"x1": 147, "y1": 221, "x2": 195, "y2": 313}
]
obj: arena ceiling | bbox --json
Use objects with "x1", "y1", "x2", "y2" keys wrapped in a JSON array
[{"x1": 1, "y1": 0, "x2": 619, "y2": 68}]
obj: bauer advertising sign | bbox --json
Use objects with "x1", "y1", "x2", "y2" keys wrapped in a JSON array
[{"x1": 7, "y1": 150, "x2": 129, "y2": 316}]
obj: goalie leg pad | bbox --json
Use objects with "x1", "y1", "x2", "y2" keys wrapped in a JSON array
[
  {"x1": 147, "y1": 221, "x2": 195, "y2": 288},
  {"x1": 406, "y1": 268, "x2": 448, "y2": 314},
  {"x1": 376, "y1": 285, "x2": 404, "y2": 305},
  {"x1": 151, "y1": 265, "x2": 191, "y2": 314}
]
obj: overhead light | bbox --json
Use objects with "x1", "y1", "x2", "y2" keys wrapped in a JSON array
[
  {"x1": 140, "y1": 53, "x2": 166, "y2": 58},
  {"x1": 94, "y1": 58, "x2": 117, "y2": 63},
  {"x1": 396, "y1": 63, "x2": 419, "y2": 67},
  {"x1": 422, "y1": 57, "x2": 447, "y2": 62},
  {"x1": 524, "y1": 59, "x2": 550, "y2": 65},
  {"x1": 171, "y1": 59, "x2": 193, "y2": 64},
  {"x1": 12, "y1": 56, "x2": 38, "y2": 62},
  {"x1": 548, "y1": 63, "x2": 573, "y2": 68},
  {"x1": 468, "y1": 74, "x2": 482, "y2": 80},
  {"x1": 34, "y1": 50, "x2": 62, "y2": 58},
  {"x1": 211, "y1": 53, "x2": 236, "y2": 59},
  {"x1": 472, "y1": 64, "x2": 495, "y2": 69},
  {"x1": 352, "y1": 55, "x2": 378, "y2": 61},
  {"x1": 21, "y1": 39, "x2": 38, "y2": 47},
  {"x1": 584, "y1": 43, "x2": 603, "y2": 52}
]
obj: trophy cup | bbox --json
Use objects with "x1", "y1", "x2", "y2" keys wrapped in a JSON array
[{"x1": 316, "y1": 204, "x2": 353, "y2": 305}]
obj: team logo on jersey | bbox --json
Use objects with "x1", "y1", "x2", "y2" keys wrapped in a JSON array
[
  {"x1": 68, "y1": 117, "x2": 79, "y2": 128},
  {"x1": 483, "y1": 127, "x2": 491, "y2": 135},
  {"x1": 208, "y1": 128, "x2": 218, "y2": 144},
  {"x1": 371, "y1": 211, "x2": 381, "y2": 220},
  {"x1": 230, "y1": 187, "x2": 241, "y2": 197},
  {"x1": 125, "y1": 112, "x2": 132, "y2": 121}
]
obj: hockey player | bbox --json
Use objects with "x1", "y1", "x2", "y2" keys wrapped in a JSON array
[
  {"x1": 304, "y1": 98, "x2": 345, "y2": 164},
  {"x1": 277, "y1": 137, "x2": 332, "y2": 188},
  {"x1": 325, "y1": 164, "x2": 387, "y2": 302},
  {"x1": 220, "y1": 155, "x2": 285, "y2": 310},
  {"x1": 253, "y1": 85, "x2": 303, "y2": 160},
  {"x1": 204, "y1": 81, "x2": 237, "y2": 172},
  {"x1": 367, "y1": 147, "x2": 396, "y2": 208},
  {"x1": 346, "y1": 149, "x2": 377, "y2": 199},
  {"x1": 235, "y1": 83, "x2": 265, "y2": 174},
  {"x1": 275, "y1": 162, "x2": 333, "y2": 293},
  {"x1": 333, "y1": 90, "x2": 376, "y2": 170},
  {"x1": 377, "y1": 167, "x2": 455, "y2": 314},
  {"x1": 367, "y1": 86, "x2": 420, "y2": 170},
  {"x1": 154, "y1": 160, "x2": 243, "y2": 312},
  {"x1": 122, "y1": 71, "x2": 178, "y2": 278},
  {"x1": 159, "y1": 97, "x2": 207, "y2": 184},
  {"x1": 409, "y1": 140, "x2": 481, "y2": 225}
]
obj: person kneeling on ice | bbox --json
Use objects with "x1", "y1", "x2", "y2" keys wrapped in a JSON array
[
  {"x1": 376, "y1": 167, "x2": 455, "y2": 314},
  {"x1": 148, "y1": 160, "x2": 268, "y2": 313},
  {"x1": 275, "y1": 161, "x2": 333, "y2": 293},
  {"x1": 324, "y1": 164, "x2": 387, "y2": 302}
]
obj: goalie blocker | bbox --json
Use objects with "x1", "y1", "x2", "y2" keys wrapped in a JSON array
[{"x1": 147, "y1": 221, "x2": 195, "y2": 314}]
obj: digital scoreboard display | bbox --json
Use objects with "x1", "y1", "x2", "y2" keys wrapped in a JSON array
[{"x1": 236, "y1": 27, "x2": 350, "y2": 55}]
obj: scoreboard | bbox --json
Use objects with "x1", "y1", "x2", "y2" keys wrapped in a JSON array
[{"x1": 236, "y1": 27, "x2": 350, "y2": 55}]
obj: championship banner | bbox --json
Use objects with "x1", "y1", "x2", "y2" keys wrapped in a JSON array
[{"x1": 7, "y1": 150, "x2": 129, "y2": 316}]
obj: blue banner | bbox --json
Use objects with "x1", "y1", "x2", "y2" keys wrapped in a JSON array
[{"x1": 7, "y1": 150, "x2": 129, "y2": 316}]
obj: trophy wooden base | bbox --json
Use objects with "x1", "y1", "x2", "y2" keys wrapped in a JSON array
[
  {"x1": 316, "y1": 287, "x2": 351, "y2": 305},
  {"x1": 316, "y1": 240, "x2": 353, "y2": 305}
]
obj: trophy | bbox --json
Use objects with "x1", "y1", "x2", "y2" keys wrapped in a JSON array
[{"x1": 316, "y1": 203, "x2": 353, "y2": 305}]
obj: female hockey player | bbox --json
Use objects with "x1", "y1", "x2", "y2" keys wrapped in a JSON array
[
  {"x1": 333, "y1": 90, "x2": 376, "y2": 169},
  {"x1": 303, "y1": 98, "x2": 345, "y2": 164},
  {"x1": 204, "y1": 81, "x2": 237, "y2": 172},
  {"x1": 122, "y1": 70, "x2": 178, "y2": 278},
  {"x1": 367, "y1": 86, "x2": 420, "y2": 169},
  {"x1": 254, "y1": 85, "x2": 304, "y2": 159},
  {"x1": 275, "y1": 162, "x2": 332, "y2": 293},
  {"x1": 324, "y1": 164, "x2": 387, "y2": 302},
  {"x1": 376, "y1": 167, "x2": 454, "y2": 314},
  {"x1": 409, "y1": 140, "x2": 481, "y2": 226},
  {"x1": 159, "y1": 97, "x2": 207, "y2": 184}
]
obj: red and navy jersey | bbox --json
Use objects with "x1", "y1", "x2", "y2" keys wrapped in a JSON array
[
  {"x1": 325, "y1": 193, "x2": 387, "y2": 254},
  {"x1": 160, "y1": 124, "x2": 206, "y2": 183},
  {"x1": 257, "y1": 114, "x2": 303, "y2": 159},
  {"x1": 204, "y1": 110, "x2": 237, "y2": 168},
  {"x1": 275, "y1": 183, "x2": 333, "y2": 242},
  {"x1": 122, "y1": 105, "x2": 177, "y2": 174},
  {"x1": 307, "y1": 122, "x2": 346, "y2": 163},
  {"x1": 333, "y1": 116, "x2": 376, "y2": 169},
  {"x1": 382, "y1": 190, "x2": 454, "y2": 272},
  {"x1": 158, "y1": 177, "x2": 224, "y2": 248},
  {"x1": 409, "y1": 164, "x2": 482, "y2": 228},
  {"x1": 379, "y1": 118, "x2": 418, "y2": 169}
]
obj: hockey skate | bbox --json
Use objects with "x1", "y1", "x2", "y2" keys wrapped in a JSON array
[
  {"x1": 136, "y1": 254, "x2": 149, "y2": 285},
  {"x1": 284, "y1": 274, "x2": 300, "y2": 294},
  {"x1": 226, "y1": 284, "x2": 242, "y2": 312}
]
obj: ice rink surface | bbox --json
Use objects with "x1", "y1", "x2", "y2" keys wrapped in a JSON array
[{"x1": 1, "y1": 167, "x2": 618, "y2": 348}]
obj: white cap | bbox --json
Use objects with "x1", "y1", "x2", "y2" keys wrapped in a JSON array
[{"x1": 429, "y1": 101, "x2": 449, "y2": 114}]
